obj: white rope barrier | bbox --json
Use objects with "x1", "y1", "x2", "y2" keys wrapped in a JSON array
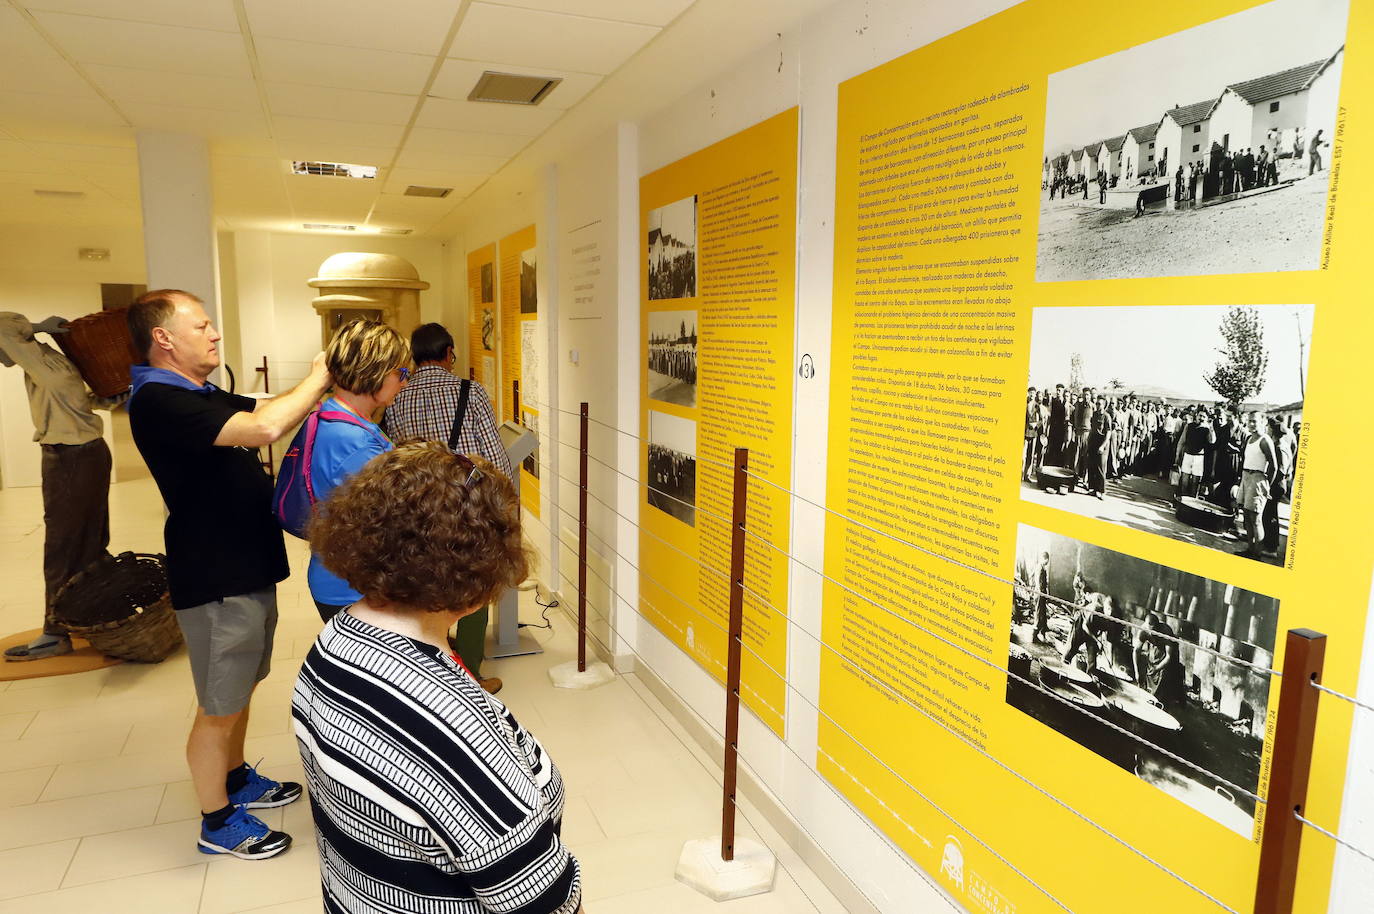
[{"x1": 543, "y1": 491, "x2": 1243, "y2": 913}]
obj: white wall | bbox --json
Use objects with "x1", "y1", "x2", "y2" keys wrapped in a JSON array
[
  {"x1": 0, "y1": 223, "x2": 142, "y2": 488},
  {"x1": 552, "y1": 128, "x2": 628, "y2": 656}
]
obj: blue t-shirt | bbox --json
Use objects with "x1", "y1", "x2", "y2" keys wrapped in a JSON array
[{"x1": 307, "y1": 398, "x2": 392, "y2": 607}]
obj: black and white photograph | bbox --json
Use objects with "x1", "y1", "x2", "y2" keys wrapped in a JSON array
[
  {"x1": 481, "y1": 307, "x2": 494, "y2": 351},
  {"x1": 647, "y1": 195, "x2": 697, "y2": 300},
  {"x1": 520, "y1": 407, "x2": 540, "y2": 480},
  {"x1": 480, "y1": 261, "x2": 494, "y2": 303},
  {"x1": 520, "y1": 246, "x2": 537, "y2": 314},
  {"x1": 1037, "y1": 0, "x2": 1346, "y2": 282},
  {"x1": 481, "y1": 356, "x2": 496, "y2": 401},
  {"x1": 521, "y1": 321, "x2": 541, "y2": 410},
  {"x1": 647, "y1": 409, "x2": 696, "y2": 527},
  {"x1": 1008, "y1": 525, "x2": 1278, "y2": 836},
  {"x1": 647, "y1": 309, "x2": 698, "y2": 408},
  {"x1": 1020, "y1": 304, "x2": 1311, "y2": 567}
]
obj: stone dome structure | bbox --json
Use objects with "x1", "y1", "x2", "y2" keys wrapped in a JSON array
[
  {"x1": 307, "y1": 252, "x2": 429, "y2": 348},
  {"x1": 308, "y1": 252, "x2": 430, "y2": 290}
]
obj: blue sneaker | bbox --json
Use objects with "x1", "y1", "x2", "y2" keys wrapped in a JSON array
[
  {"x1": 229, "y1": 764, "x2": 303, "y2": 809},
  {"x1": 197, "y1": 807, "x2": 291, "y2": 859}
]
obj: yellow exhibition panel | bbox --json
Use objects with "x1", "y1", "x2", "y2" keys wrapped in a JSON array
[
  {"x1": 820, "y1": 0, "x2": 1367, "y2": 911},
  {"x1": 499, "y1": 224, "x2": 541, "y2": 518},
  {"x1": 466, "y1": 243, "x2": 497, "y2": 399},
  {"x1": 639, "y1": 108, "x2": 799, "y2": 736}
]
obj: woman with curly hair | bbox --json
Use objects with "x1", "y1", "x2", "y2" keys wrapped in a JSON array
[
  {"x1": 306, "y1": 319, "x2": 410, "y2": 621},
  {"x1": 294, "y1": 442, "x2": 583, "y2": 914}
]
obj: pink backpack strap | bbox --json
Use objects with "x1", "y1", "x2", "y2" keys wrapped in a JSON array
[
  {"x1": 317, "y1": 408, "x2": 389, "y2": 448},
  {"x1": 299, "y1": 411, "x2": 324, "y2": 503},
  {"x1": 303, "y1": 409, "x2": 386, "y2": 503},
  {"x1": 317, "y1": 409, "x2": 366, "y2": 425}
]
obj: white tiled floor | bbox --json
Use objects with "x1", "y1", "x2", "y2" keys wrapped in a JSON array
[{"x1": 0, "y1": 476, "x2": 847, "y2": 913}]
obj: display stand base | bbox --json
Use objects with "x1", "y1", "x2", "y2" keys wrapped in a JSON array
[
  {"x1": 0, "y1": 629, "x2": 120, "y2": 682},
  {"x1": 675, "y1": 836, "x2": 776, "y2": 901},
  {"x1": 548, "y1": 659, "x2": 615, "y2": 690},
  {"x1": 485, "y1": 631, "x2": 544, "y2": 659}
]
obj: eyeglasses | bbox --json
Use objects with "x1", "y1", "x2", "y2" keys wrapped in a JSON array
[
  {"x1": 454, "y1": 453, "x2": 483, "y2": 489},
  {"x1": 396, "y1": 366, "x2": 410, "y2": 382}
]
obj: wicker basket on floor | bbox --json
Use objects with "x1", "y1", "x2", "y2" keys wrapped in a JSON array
[
  {"x1": 52, "y1": 552, "x2": 182, "y2": 663},
  {"x1": 53, "y1": 308, "x2": 141, "y2": 398}
]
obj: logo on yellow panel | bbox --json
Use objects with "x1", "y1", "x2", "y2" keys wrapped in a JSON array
[
  {"x1": 939, "y1": 835, "x2": 965, "y2": 891},
  {"x1": 938, "y1": 834, "x2": 1017, "y2": 914}
]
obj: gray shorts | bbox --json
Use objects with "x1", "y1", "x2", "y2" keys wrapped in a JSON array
[{"x1": 177, "y1": 587, "x2": 278, "y2": 716}]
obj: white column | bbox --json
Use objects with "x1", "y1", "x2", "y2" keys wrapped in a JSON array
[
  {"x1": 135, "y1": 130, "x2": 224, "y2": 387},
  {"x1": 613, "y1": 120, "x2": 641, "y2": 661},
  {"x1": 541, "y1": 162, "x2": 560, "y2": 592}
]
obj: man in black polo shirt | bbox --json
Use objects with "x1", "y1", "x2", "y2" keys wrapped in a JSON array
[{"x1": 127, "y1": 289, "x2": 330, "y2": 860}]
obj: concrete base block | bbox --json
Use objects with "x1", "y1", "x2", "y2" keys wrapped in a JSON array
[
  {"x1": 675, "y1": 836, "x2": 776, "y2": 901},
  {"x1": 548, "y1": 660, "x2": 615, "y2": 690}
]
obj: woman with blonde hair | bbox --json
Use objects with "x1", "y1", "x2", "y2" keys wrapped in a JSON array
[
  {"x1": 307, "y1": 319, "x2": 410, "y2": 620},
  {"x1": 295, "y1": 442, "x2": 583, "y2": 913}
]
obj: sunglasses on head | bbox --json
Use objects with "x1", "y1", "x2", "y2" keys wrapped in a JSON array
[{"x1": 454, "y1": 453, "x2": 483, "y2": 489}]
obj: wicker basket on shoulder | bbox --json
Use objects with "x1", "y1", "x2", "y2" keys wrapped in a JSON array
[
  {"x1": 52, "y1": 552, "x2": 182, "y2": 663},
  {"x1": 53, "y1": 308, "x2": 141, "y2": 398}
]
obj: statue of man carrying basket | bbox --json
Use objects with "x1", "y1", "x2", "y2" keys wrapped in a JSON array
[{"x1": 0, "y1": 312, "x2": 123, "y2": 661}]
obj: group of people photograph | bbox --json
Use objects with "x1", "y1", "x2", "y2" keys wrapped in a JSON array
[
  {"x1": 647, "y1": 195, "x2": 699, "y2": 301},
  {"x1": 646, "y1": 409, "x2": 699, "y2": 527},
  {"x1": 1045, "y1": 126, "x2": 1328, "y2": 210},
  {"x1": 646, "y1": 442, "x2": 698, "y2": 527},
  {"x1": 1023, "y1": 387, "x2": 1299, "y2": 562},
  {"x1": 1035, "y1": 0, "x2": 1345, "y2": 280},
  {"x1": 1021, "y1": 304, "x2": 1311, "y2": 566},
  {"x1": 647, "y1": 310, "x2": 699, "y2": 408}
]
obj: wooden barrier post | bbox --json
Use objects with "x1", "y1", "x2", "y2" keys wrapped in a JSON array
[
  {"x1": 546, "y1": 404, "x2": 614, "y2": 693},
  {"x1": 255, "y1": 356, "x2": 274, "y2": 480},
  {"x1": 577, "y1": 403, "x2": 589, "y2": 673},
  {"x1": 722, "y1": 447, "x2": 749, "y2": 861},
  {"x1": 1254, "y1": 628, "x2": 1326, "y2": 914},
  {"x1": 677, "y1": 446, "x2": 773, "y2": 901}
]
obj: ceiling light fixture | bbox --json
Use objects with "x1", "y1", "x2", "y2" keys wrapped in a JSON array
[
  {"x1": 291, "y1": 161, "x2": 377, "y2": 179},
  {"x1": 302, "y1": 223, "x2": 357, "y2": 232},
  {"x1": 403, "y1": 185, "x2": 452, "y2": 198},
  {"x1": 467, "y1": 71, "x2": 561, "y2": 106}
]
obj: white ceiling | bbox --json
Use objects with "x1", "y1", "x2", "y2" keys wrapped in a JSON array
[{"x1": 0, "y1": 0, "x2": 698, "y2": 236}]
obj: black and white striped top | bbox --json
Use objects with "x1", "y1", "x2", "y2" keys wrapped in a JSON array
[{"x1": 292, "y1": 610, "x2": 581, "y2": 914}]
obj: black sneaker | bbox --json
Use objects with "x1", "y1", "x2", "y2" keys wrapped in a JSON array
[{"x1": 197, "y1": 807, "x2": 291, "y2": 860}]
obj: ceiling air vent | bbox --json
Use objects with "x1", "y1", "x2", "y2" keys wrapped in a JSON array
[
  {"x1": 404, "y1": 185, "x2": 452, "y2": 198},
  {"x1": 291, "y1": 161, "x2": 377, "y2": 179},
  {"x1": 467, "y1": 71, "x2": 561, "y2": 106},
  {"x1": 34, "y1": 188, "x2": 86, "y2": 198},
  {"x1": 303, "y1": 223, "x2": 357, "y2": 232}
]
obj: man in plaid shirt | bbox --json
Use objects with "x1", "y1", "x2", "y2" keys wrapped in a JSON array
[{"x1": 383, "y1": 322, "x2": 511, "y2": 694}]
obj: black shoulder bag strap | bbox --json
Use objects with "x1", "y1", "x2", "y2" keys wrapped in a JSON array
[{"x1": 448, "y1": 379, "x2": 472, "y2": 452}]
